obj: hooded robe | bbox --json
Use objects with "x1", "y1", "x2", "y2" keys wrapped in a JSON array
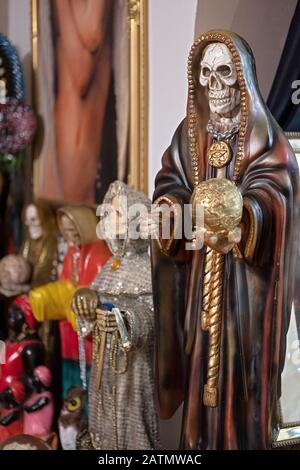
[{"x1": 151, "y1": 30, "x2": 299, "y2": 450}]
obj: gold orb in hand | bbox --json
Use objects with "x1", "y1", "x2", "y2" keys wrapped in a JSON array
[
  {"x1": 192, "y1": 178, "x2": 243, "y2": 237},
  {"x1": 72, "y1": 287, "x2": 98, "y2": 319},
  {"x1": 74, "y1": 287, "x2": 98, "y2": 303}
]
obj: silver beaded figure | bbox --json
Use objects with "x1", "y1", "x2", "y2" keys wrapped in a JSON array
[{"x1": 72, "y1": 181, "x2": 160, "y2": 450}]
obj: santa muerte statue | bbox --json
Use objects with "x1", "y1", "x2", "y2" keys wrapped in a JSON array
[{"x1": 151, "y1": 30, "x2": 299, "y2": 450}]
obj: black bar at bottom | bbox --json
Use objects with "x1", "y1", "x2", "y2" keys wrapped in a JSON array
[{"x1": 0, "y1": 450, "x2": 298, "y2": 467}]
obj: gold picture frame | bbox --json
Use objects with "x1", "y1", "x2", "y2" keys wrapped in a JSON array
[
  {"x1": 31, "y1": 0, "x2": 148, "y2": 196},
  {"x1": 128, "y1": 0, "x2": 148, "y2": 194},
  {"x1": 286, "y1": 132, "x2": 300, "y2": 164}
]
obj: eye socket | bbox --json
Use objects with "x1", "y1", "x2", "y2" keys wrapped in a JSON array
[
  {"x1": 67, "y1": 397, "x2": 81, "y2": 412},
  {"x1": 216, "y1": 65, "x2": 231, "y2": 77},
  {"x1": 201, "y1": 67, "x2": 210, "y2": 77}
]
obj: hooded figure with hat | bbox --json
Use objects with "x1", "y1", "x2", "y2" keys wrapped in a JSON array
[{"x1": 29, "y1": 205, "x2": 111, "y2": 395}]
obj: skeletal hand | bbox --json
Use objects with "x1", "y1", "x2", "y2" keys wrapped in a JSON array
[
  {"x1": 139, "y1": 205, "x2": 173, "y2": 240},
  {"x1": 190, "y1": 226, "x2": 205, "y2": 250},
  {"x1": 71, "y1": 287, "x2": 98, "y2": 322},
  {"x1": 204, "y1": 227, "x2": 241, "y2": 254},
  {"x1": 139, "y1": 207, "x2": 159, "y2": 240}
]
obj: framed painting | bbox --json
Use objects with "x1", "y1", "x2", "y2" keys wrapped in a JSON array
[{"x1": 31, "y1": 0, "x2": 148, "y2": 204}]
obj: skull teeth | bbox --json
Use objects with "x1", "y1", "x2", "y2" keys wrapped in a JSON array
[
  {"x1": 210, "y1": 97, "x2": 231, "y2": 105},
  {"x1": 209, "y1": 91, "x2": 230, "y2": 99}
]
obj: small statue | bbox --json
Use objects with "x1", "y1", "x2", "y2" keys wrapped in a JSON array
[
  {"x1": 0, "y1": 295, "x2": 45, "y2": 396},
  {"x1": 58, "y1": 385, "x2": 87, "y2": 450},
  {"x1": 0, "y1": 255, "x2": 31, "y2": 297},
  {"x1": 20, "y1": 202, "x2": 58, "y2": 287},
  {"x1": 0, "y1": 377, "x2": 25, "y2": 442},
  {"x1": 72, "y1": 181, "x2": 160, "y2": 450},
  {"x1": 151, "y1": 31, "x2": 299, "y2": 449},
  {"x1": 0, "y1": 299, "x2": 56, "y2": 443},
  {"x1": 29, "y1": 205, "x2": 111, "y2": 395},
  {"x1": 0, "y1": 201, "x2": 58, "y2": 296},
  {"x1": 0, "y1": 434, "x2": 54, "y2": 450},
  {"x1": 23, "y1": 365, "x2": 54, "y2": 439}
]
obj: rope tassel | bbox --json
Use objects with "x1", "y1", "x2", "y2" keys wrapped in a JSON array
[
  {"x1": 201, "y1": 247, "x2": 214, "y2": 331},
  {"x1": 203, "y1": 250, "x2": 224, "y2": 407}
]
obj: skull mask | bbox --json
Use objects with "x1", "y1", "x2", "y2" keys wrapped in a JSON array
[
  {"x1": 25, "y1": 204, "x2": 43, "y2": 240},
  {"x1": 199, "y1": 43, "x2": 240, "y2": 115}
]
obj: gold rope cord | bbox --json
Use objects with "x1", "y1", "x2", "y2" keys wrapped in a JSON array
[
  {"x1": 203, "y1": 250, "x2": 224, "y2": 407},
  {"x1": 112, "y1": 384, "x2": 118, "y2": 450},
  {"x1": 93, "y1": 312, "x2": 120, "y2": 391},
  {"x1": 201, "y1": 246, "x2": 214, "y2": 331},
  {"x1": 110, "y1": 330, "x2": 128, "y2": 375},
  {"x1": 93, "y1": 324, "x2": 106, "y2": 392},
  {"x1": 109, "y1": 330, "x2": 128, "y2": 450},
  {"x1": 92, "y1": 317, "x2": 129, "y2": 450}
]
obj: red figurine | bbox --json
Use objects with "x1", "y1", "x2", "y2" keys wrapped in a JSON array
[
  {"x1": 0, "y1": 377, "x2": 25, "y2": 441},
  {"x1": 0, "y1": 295, "x2": 44, "y2": 395},
  {"x1": 23, "y1": 366, "x2": 54, "y2": 439}
]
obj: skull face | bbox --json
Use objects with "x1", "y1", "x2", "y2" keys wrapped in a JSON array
[
  {"x1": 199, "y1": 43, "x2": 240, "y2": 115},
  {"x1": 25, "y1": 204, "x2": 43, "y2": 240},
  {"x1": 99, "y1": 195, "x2": 128, "y2": 239}
]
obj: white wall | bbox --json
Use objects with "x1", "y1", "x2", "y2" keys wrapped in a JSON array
[
  {"x1": 194, "y1": 0, "x2": 297, "y2": 100},
  {"x1": 0, "y1": 0, "x2": 8, "y2": 36},
  {"x1": 148, "y1": 0, "x2": 198, "y2": 449},
  {"x1": 148, "y1": 0, "x2": 198, "y2": 196}
]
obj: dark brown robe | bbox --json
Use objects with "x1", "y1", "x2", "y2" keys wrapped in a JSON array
[{"x1": 151, "y1": 30, "x2": 299, "y2": 450}]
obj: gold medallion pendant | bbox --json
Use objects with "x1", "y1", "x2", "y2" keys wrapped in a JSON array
[{"x1": 208, "y1": 140, "x2": 232, "y2": 168}]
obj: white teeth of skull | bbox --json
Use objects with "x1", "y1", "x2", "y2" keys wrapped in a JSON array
[{"x1": 211, "y1": 97, "x2": 230, "y2": 105}]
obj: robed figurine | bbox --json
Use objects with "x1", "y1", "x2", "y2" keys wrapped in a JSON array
[
  {"x1": 0, "y1": 296, "x2": 45, "y2": 441},
  {"x1": 151, "y1": 30, "x2": 299, "y2": 450},
  {"x1": 29, "y1": 205, "x2": 111, "y2": 394},
  {"x1": 72, "y1": 181, "x2": 160, "y2": 450},
  {"x1": 0, "y1": 201, "x2": 58, "y2": 297}
]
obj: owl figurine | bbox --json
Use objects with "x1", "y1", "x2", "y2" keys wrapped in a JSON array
[{"x1": 58, "y1": 386, "x2": 87, "y2": 450}]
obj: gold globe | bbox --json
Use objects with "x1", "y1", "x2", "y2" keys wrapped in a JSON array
[
  {"x1": 192, "y1": 178, "x2": 243, "y2": 237},
  {"x1": 72, "y1": 287, "x2": 98, "y2": 321}
]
